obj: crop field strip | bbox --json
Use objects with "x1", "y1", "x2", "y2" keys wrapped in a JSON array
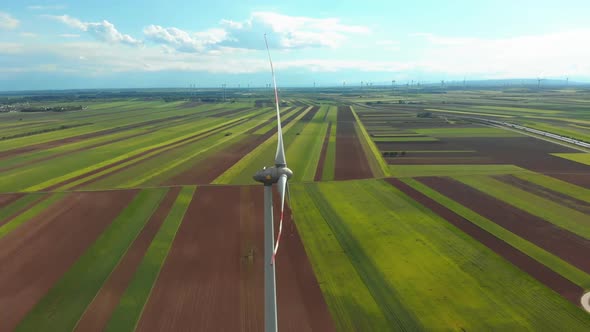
[
  {"x1": 291, "y1": 180, "x2": 590, "y2": 330},
  {"x1": 454, "y1": 175, "x2": 590, "y2": 240},
  {"x1": 14, "y1": 189, "x2": 166, "y2": 332},
  {"x1": 321, "y1": 106, "x2": 338, "y2": 181},
  {"x1": 0, "y1": 105, "x2": 284, "y2": 193},
  {"x1": 132, "y1": 185, "x2": 334, "y2": 332},
  {"x1": 334, "y1": 106, "x2": 373, "y2": 180},
  {"x1": 97, "y1": 107, "x2": 305, "y2": 188},
  {"x1": 74, "y1": 186, "x2": 185, "y2": 332},
  {"x1": 212, "y1": 105, "x2": 325, "y2": 184},
  {"x1": 388, "y1": 178, "x2": 589, "y2": 303},
  {"x1": 103, "y1": 186, "x2": 195, "y2": 332},
  {"x1": 314, "y1": 122, "x2": 332, "y2": 181},
  {"x1": 417, "y1": 177, "x2": 590, "y2": 275},
  {"x1": 0, "y1": 189, "x2": 139, "y2": 331},
  {"x1": 0, "y1": 101, "x2": 227, "y2": 158}
]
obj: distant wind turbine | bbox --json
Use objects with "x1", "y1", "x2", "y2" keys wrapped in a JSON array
[{"x1": 253, "y1": 34, "x2": 294, "y2": 332}]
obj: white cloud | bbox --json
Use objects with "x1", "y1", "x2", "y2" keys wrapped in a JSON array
[
  {"x1": 221, "y1": 12, "x2": 370, "y2": 49},
  {"x1": 143, "y1": 25, "x2": 228, "y2": 52},
  {"x1": 0, "y1": 12, "x2": 19, "y2": 30},
  {"x1": 45, "y1": 15, "x2": 141, "y2": 46},
  {"x1": 0, "y1": 43, "x2": 24, "y2": 54},
  {"x1": 411, "y1": 29, "x2": 590, "y2": 78},
  {"x1": 59, "y1": 33, "x2": 80, "y2": 38},
  {"x1": 21, "y1": 32, "x2": 38, "y2": 38},
  {"x1": 27, "y1": 4, "x2": 66, "y2": 10}
]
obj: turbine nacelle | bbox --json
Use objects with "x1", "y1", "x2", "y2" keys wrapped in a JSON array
[{"x1": 253, "y1": 166, "x2": 293, "y2": 186}]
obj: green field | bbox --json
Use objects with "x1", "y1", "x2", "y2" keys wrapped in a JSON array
[
  {"x1": 553, "y1": 153, "x2": 590, "y2": 166},
  {"x1": 291, "y1": 180, "x2": 590, "y2": 330}
]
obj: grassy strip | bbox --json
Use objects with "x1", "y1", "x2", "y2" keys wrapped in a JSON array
[
  {"x1": 514, "y1": 172, "x2": 590, "y2": 203},
  {"x1": 104, "y1": 186, "x2": 196, "y2": 332},
  {"x1": 290, "y1": 184, "x2": 389, "y2": 331},
  {"x1": 351, "y1": 107, "x2": 390, "y2": 177},
  {"x1": 552, "y1": 153, "x2": 590, "y2": 166},
  {"x1": 455, "y1": 175, "x2": 590, "y2": 240},
  {"x1": 321, "y1": 106, "x2": 338, "y2": 181},
  {"x1": 16, "y1": 188, "x2": 167, "y2": 332},
  {"x1": 389, "y1": 164, "x2": 526, "y2": 178},
  {"x1": 403, "y1": 178, "x2": 590, "y2": 289},
  {"x1": 0, "y1": 193, "x2": 65, "y2": 239},
  {"x1": 0, "y1": 194, "x2": 44, "y2": 223},
  {"x1": 305, "y1": 183, "x2": 420, "y2": 330},
  {"x1": 287, "y1": 107, "x2": 329, "y2": 182}
]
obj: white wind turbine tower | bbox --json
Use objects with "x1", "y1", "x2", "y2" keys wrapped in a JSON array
[{"x1": 253, "y1": 34, "x2": 293, "y2": 332}]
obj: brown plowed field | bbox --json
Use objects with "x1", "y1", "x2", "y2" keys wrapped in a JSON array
[
  {"x1": 74, "y1": 187, "x2": 180, "y2": 332},
  {"x1": 494, "y1": 175, "x2": 590, "y2": 215},
  {"x1": 314, "y1": 122, "x2": 332, "y2": 181},
  {"x1": 0, "y1": 193, "x2": 23, "y2": 208},
  {"x1": 299, "y1": 106, "x2": 320, "y2": 122},
  {"x1": 164, "y1": 107, "x2": 310, "y2": 185},
  {"x1": 419, "y1": 177, "x2": 590, "y2": 274},
  {"x1": 135, "y1": 185, "x2": 334, "y2": 332},
  {"x1": 377, "y1": 136, "x2": 590, "y2": 186},
  {"x1": 334, "y1": 106, "x2": 372, "y2": 180},
  {"x1": 385, "y1": 178, "x2": 583, "y2": 304},
  {"x1": 387, "y1": 157, "x2": 498, "y2": 165},
  {"x1": 0, "y1": 190, "x2": 137, "y2": 331}
]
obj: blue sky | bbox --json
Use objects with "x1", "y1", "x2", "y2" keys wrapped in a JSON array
[{"x1": 1, "y1": 0, "x2": 590, "y2": 90}]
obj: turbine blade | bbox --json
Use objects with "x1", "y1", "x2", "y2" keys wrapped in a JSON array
[
  {"x1": 264, "y1": 34, "x2": 287, "y2": 167},
  {"x1": 272, "y1": 174, "x2": 287, "y2": 264}
]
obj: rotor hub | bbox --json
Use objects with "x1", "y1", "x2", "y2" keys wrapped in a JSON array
[{"x1": 253, "y1": 166, "x2": 293, "y2": 185}]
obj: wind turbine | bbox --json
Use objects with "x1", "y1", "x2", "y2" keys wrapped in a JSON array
[{"x1": 253, "y1": 34, "x2": 293, "y2": 332}]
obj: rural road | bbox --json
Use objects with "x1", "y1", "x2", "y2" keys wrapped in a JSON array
[{"x1": 582, "y1": 292, "x2": 590, "y2": 313}]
